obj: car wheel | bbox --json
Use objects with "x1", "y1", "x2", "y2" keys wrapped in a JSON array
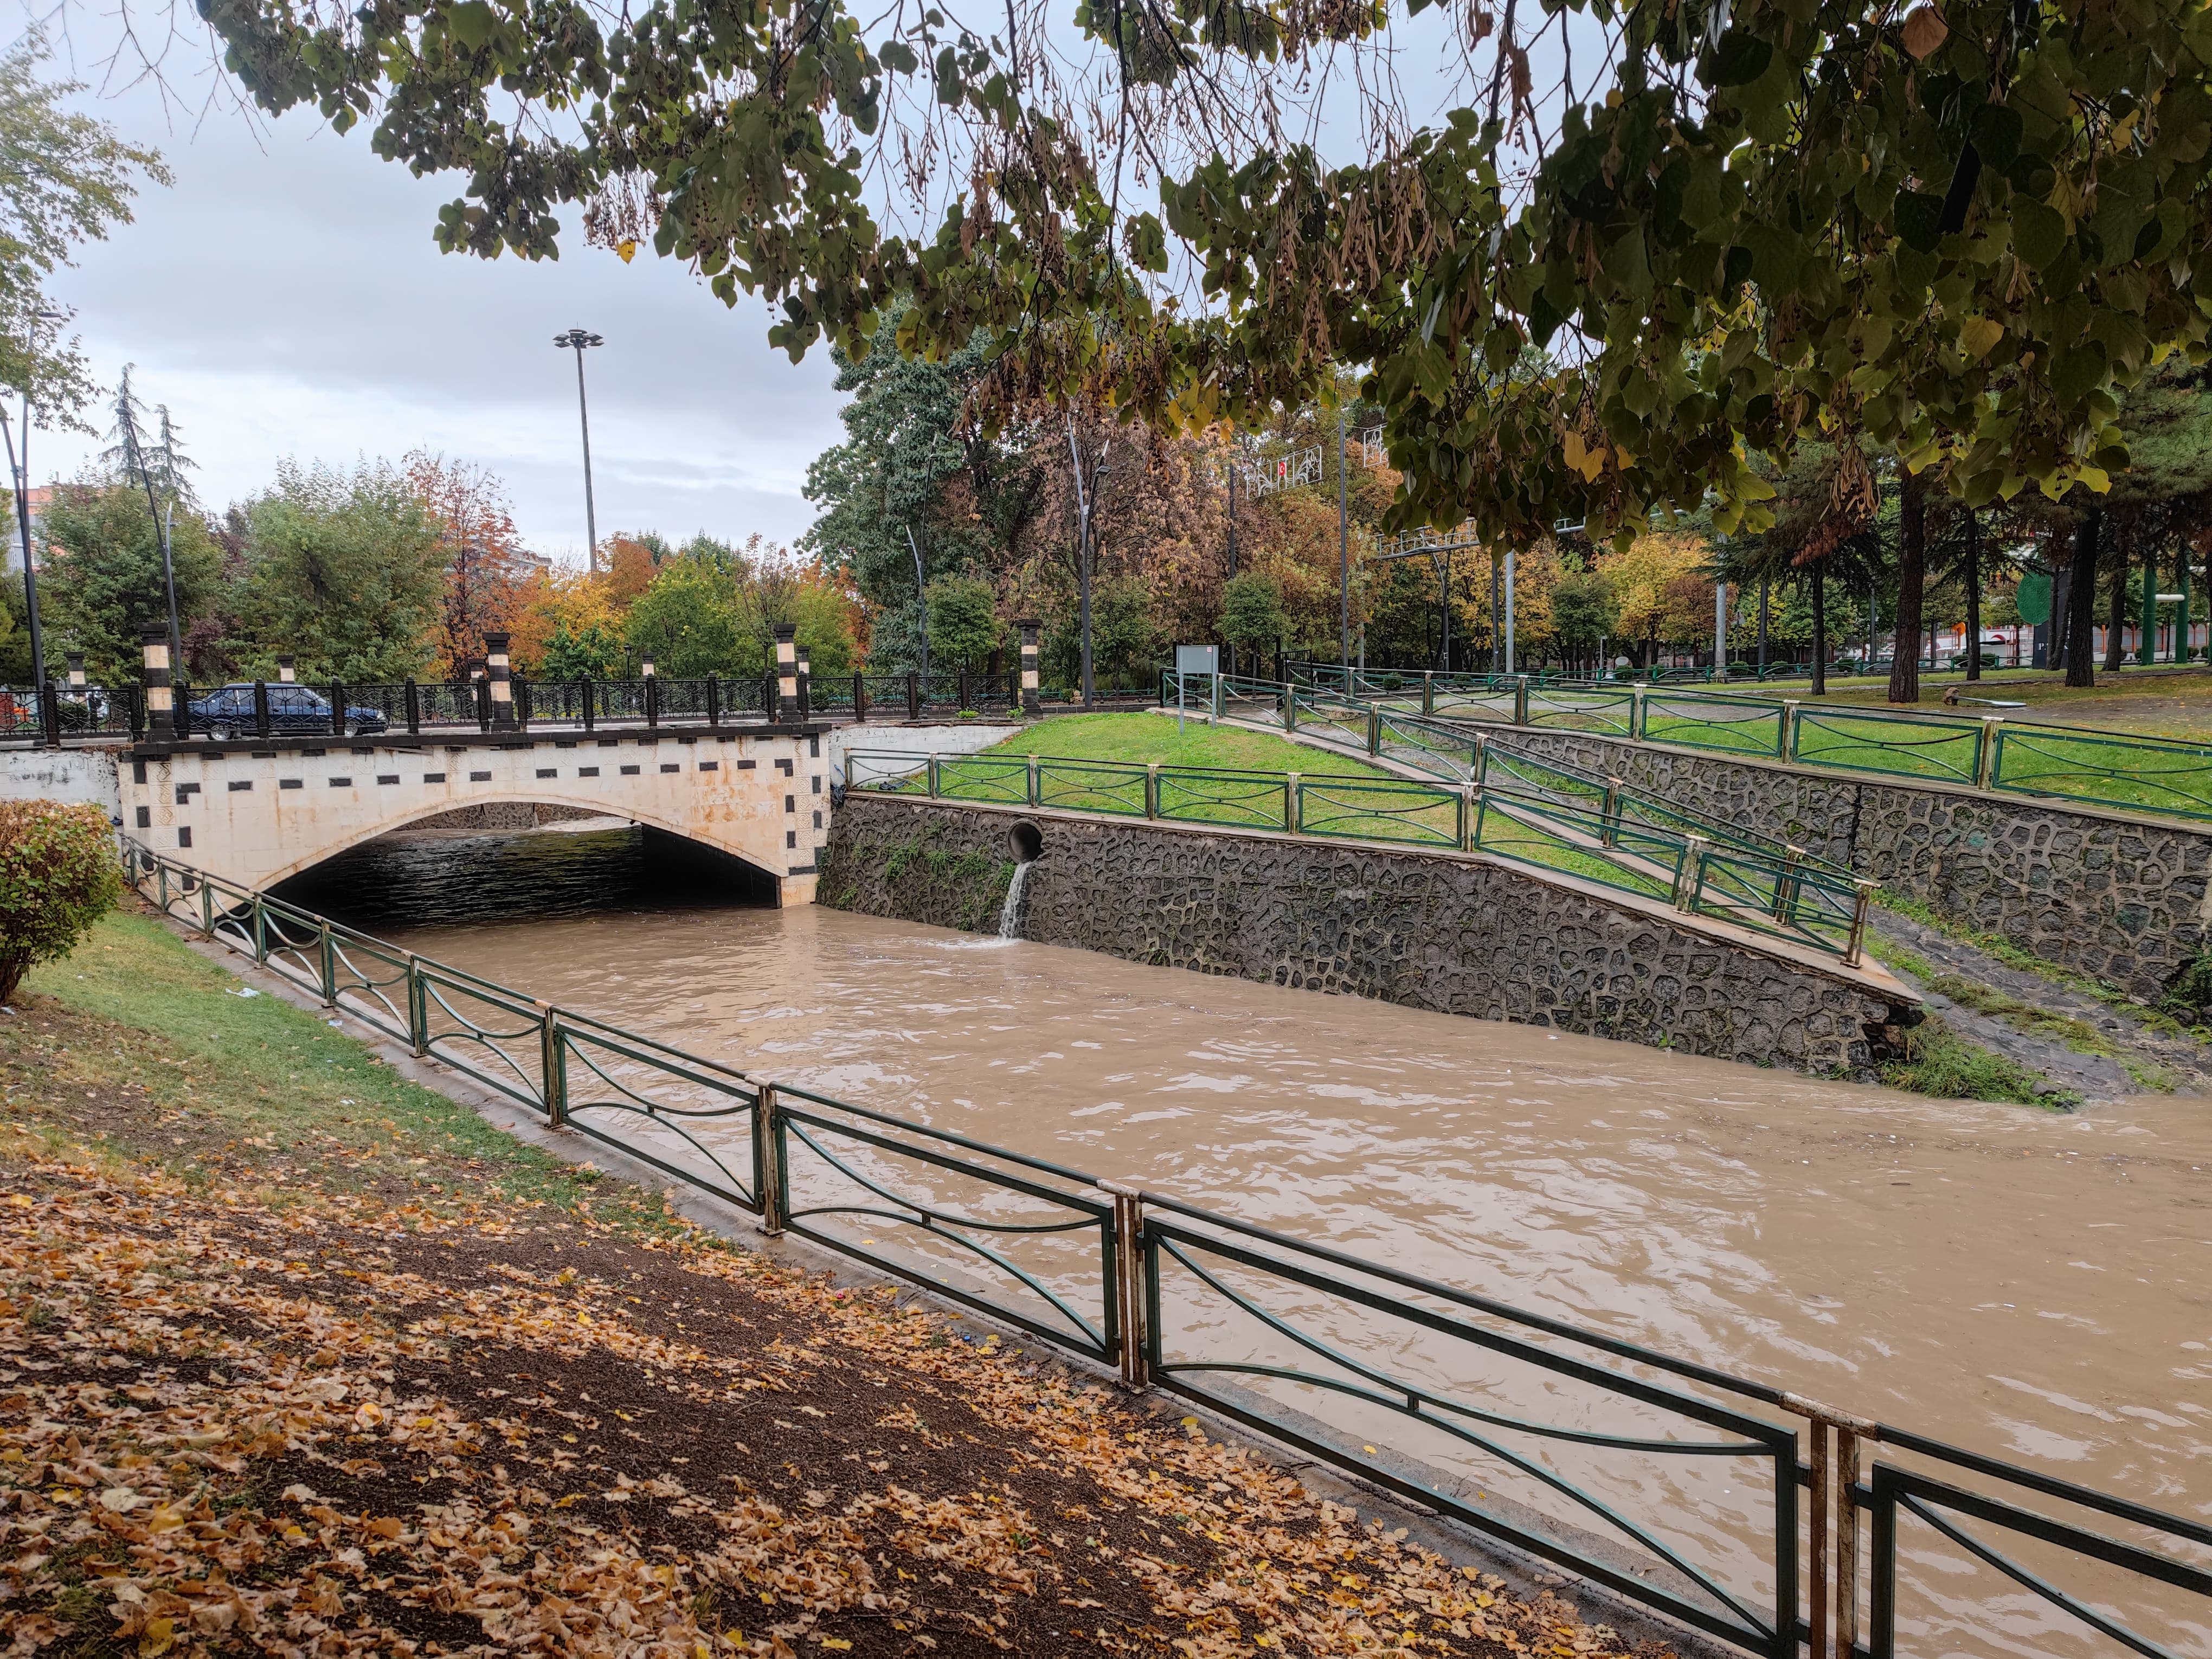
[
  {"x1": 344, "y1": 719, "x2": 361, "y2": 737},
  {"x1": 210, "y1": 724, "x2": 233, "y2": 742}
]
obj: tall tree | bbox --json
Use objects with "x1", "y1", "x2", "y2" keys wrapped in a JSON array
[
  {"x1": 234, "y1": 459, "x2": 446, "y2": 682},
  {"x1": 38, "y1": 483, "x2": 220, "y2": 682},
  {"x1": 409, "y1": 453, "x2": 534, "y2": 676},
  {"x1": 0, "y1": 32, "x2": 167, "y2": 422},
  {"x1": 202, "y1": 0, "x2": 2212, "y2": 558}
]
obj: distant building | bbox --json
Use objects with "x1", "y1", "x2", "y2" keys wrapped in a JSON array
[{"x1": 3, "y1": 486, "x2": 52, "y2": 574}]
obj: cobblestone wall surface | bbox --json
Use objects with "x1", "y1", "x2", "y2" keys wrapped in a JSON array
[
  {"x1": 1491, "y1": 729, "x2": 2212, "y2": 999},
  {"x1": 820, "y1": 794, "x2": 1907, "y2": 1072}
]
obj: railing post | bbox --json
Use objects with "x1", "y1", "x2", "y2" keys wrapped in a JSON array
[
  {"x1": 853, "y1": 672, "x2": 869, "y2": 723},
  {"x1": 1282, "y1": 685, "x2": 1297, "y2": 732},
  {"x1": 330, "y1": 679, "x2": 347, "y2": 737},
  {"x1": 753, "y1": 1082, "x2": 785, "y2": 1234},
  {"x1": 1027, "y1": 753, "x2": 1041, "y2": 807},
  {"x1": 1285, "y1": 771, "x2": 1301, "y2": 834},
  {"x1": 707, "y1": 672, "x2": 721, "y2": 728},
  {"x1": 1629, "y1": 685, "x2": 1646, "y2": 741},
  {"x1": 1671, "y1": 833, "x2": 1709, "y2": 912},
  {"x1": 1101, "y1": 1180, "x2": 1150, "y2": 1391},
  {"x1": 927, "y1": 753, "x2": 942, "y2": 796},
  {"x1": 515, "y1": 677, "x2": 531, "y2": 732},
  {"x1": 317, "y1": 919, "x2": 338, "y2": 1006},
  {"x1": 906, "y1": 671, "x2": 921, "y2": 720},
  {"x1": 252, "y1": 894, "x2": 268, "y2": 963},
  {"x1": 38, "y1": 679, "x2": 60, "y2": 747},
  {"x1": 200, "y1": 876, "x2": 215, "y2": 936},
  {"x1": 1845, "y1": 879, "x2": 1876, "y2": 967},
  {"x1": 401, "y1": 679, "x2": 417, "y2": 737},
  {"x1": 1422, "y1": 671, "x2": 1435, "y2": 716},
  {"x1": 1975, "y1": 717, "x2": 2002, "y2": 789},
  {"x1": 1456, "y1": 783, "x2": 1472, "y2": 850},
  {"x1": 406, "y1": 955, "x2": 429, "y2": 1057},
  {"x1": 582, "y1": 679, "x2": 596, "y2": 732},
  {"x1": 1145, "y1": 762, "x2": 1160, "y2": 819},
  {"x1": 958, "y1": 667, "x2": 970, "y2": 712},
  {"x1": 1211, "y1": 673, "x2": 1225, "y2": 723},
  {"x1": 1600, "y1": 777, "x2": 1622, "y2": 847},
  {"x1": 1783, "y1": 698, "x2": 1803, "y2": 762},
  {"x1": 1367, "y1": 702, "x2": 1381, "y2": 755},
  {"x1": 1837, "y1": 1429, "x2": 1863, "y2": 1659},
  {"x1": 1773, "y1": 846, "x2": 1806, "y2": 921},
  {"x1": 157, "y1": 860, "x2": 169, "y2": 914},
  {"x1": 1513, "y1": 674, "x2": 1531, "y2": 724},
  {"x1": 646, "y1": 672, "x2": 661, "y2": 728},
  {"x1": 538, "y1": 1001, "x2": 567, "y2": 1126}
]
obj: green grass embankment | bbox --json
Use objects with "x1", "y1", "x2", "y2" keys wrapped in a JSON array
[
  {"x1": 982, "y1": 709, "x2": 1397, "y2": 776},
  {"x1": 3, "y1": 908, "x2": 660, "y2": 1228}
]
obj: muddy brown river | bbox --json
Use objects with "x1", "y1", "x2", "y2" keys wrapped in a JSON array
[{"x1": 285, "y1": 827, "x2": 2212, "y2": 1655}]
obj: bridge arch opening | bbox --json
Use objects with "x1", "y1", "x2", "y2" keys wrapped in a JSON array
[{"x1": 267, "y1": 804, "x2": 781, "y2": 933}]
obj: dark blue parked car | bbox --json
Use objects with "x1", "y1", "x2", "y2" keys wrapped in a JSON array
[{"x1": 187, "y1": 684, "x2": 389, "y2": 739}]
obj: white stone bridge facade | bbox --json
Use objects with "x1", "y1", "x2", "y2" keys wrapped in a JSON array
[{"x1": 85, "y1": 715, "x2": 1002, "y2": 915}]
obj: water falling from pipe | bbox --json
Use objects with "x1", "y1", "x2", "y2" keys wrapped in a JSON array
[{"x1": 997, "y1": 860, "x2": 1032, "y2": 939}]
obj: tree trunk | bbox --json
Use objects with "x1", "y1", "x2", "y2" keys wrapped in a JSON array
[
  {"x1": 1964, "y1": 511, "x2": 1982, "y2": 681},
  {"x1": 2066, "y1": 507, "x2": 2101, "y2": 688},
  {"x1": 1889, "y1": 471, "x2": 1927, "y2": 703},
  {"x1": 2104, "y1": 537, "x2": 2128, "y2": 672},
  {"x1": 1810, "y1": 563, "x2": 1828, "y2": 697}
]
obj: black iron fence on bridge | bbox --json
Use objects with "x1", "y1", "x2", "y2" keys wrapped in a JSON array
[
  {"x1": 125, "y1": 840, "x2": 2212, "y2": 1659},
  {"x1": 0, "y1": 665, "x2": 1173, "y2": 747}
]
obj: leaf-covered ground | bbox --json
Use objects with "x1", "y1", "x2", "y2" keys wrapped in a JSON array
[{"x1": 0, "y1": 914, "x2": 1662, "y2": 1659}]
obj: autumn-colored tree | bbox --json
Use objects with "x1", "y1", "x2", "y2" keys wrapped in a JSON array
[
  {"x1": 408, "y1": 453, "x2": 535, "y2": 677},
  {"x1": 508, "y1": 565, "x2": 627, "y2": 675},
  {"x1": 1599, "y1": 535, "x2": 1715, "y2": 670},
  {"x1": 600, "y1": 536, "x2": 661, "y2": 612}
]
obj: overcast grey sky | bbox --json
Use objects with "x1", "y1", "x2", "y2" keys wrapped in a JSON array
[{"x1": 25, "y1": 16, "x2": 847, "y2": 566}]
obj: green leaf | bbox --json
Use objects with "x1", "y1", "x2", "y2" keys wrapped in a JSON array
[
  {"x1": 2050, "y1": 340, "x2": 2107, "y2": 406},
  {"x1": 2011, "y1": 198, "x2": 2068, "y2": 270},
  {"x1": 1894, "y1": 189, "x2": 1944, "y2": 254},
  {"x1": 447, "y1": 2, "x2": 496, "y2": 51},
  {"x1": 1708, "y1": 30, "x2": 1774, "y2": 88},
  {"x1": 1970, "y1": 104, "x2": 2024, "y2": 169},
  {"x1": 877, "y1": 39, "x2": 918, "y2": 74}
]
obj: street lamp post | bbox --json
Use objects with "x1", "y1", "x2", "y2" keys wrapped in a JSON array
[{"x1": 553, "y1": 329, "x2": 605, "y2": 571}]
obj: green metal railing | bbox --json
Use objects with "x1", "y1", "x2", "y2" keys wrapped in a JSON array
[
  {"x1": 126, "y1": 842, "x2": 2212, "y2": 1659},
  {"x1": 848, "y1": 740, "x2": 1877, "y2": 965},
  {"x1": 1253, "y1": 664, "x2": 2212, "y2": 824}
]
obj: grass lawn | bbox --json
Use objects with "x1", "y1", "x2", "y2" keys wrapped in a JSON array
[
  {"x1": 982, "y1": 708, "x2": 1397, "y2": 776},
  {"x1": 1725, "y1": 665, "x2": 2212, "y2": 741},
  {"x1": 5, "y1": 908, "x2": 656, "y2": 1225}
]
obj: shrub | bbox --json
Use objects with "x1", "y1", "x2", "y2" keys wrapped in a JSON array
[{"x1": 0, "y1": 800, "x2": 123, "y2": 1004}]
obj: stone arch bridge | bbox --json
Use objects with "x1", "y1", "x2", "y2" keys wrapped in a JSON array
[{"x1": 114, "y1": 720, "x2": 965, "y2": 905}]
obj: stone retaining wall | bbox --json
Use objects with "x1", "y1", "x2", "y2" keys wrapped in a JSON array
[
  {"x1": 1491, "y1": 729, "x2": 2212, "y2": 1002},
  {"x1": 820, "y1": 794, "x2": 1913, "y2": 1073}
]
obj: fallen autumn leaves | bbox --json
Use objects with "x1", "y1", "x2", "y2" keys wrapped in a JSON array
[{"x1": 0, "y1": 1154, "x2": 1660, "y2": 1658}]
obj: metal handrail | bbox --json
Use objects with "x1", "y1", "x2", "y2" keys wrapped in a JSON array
[
  {"x1": 1266, "y1": 661, "x2": 2212, "y2": 826},
  {"x1": 122, "y1": 840, "x2": 2206, "y2": 1659},
  {"x1": 848, "y1": 741, "x2": 1875, "y2": 964}
]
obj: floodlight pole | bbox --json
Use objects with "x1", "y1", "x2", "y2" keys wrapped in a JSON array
[
  {"x1": 554, "y1": 329, "x2": 604, "y2": 571},
  {"x1": 1338, "y1": 410, "x2": 1351, "y2": 671}
]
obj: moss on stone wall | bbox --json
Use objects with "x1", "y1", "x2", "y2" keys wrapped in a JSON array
[{"x1": 819, "y1": 816, "x2": 1014, "y2": 935}]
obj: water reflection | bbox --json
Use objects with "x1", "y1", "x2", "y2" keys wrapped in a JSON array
[{"x1": 272, "y1": 822, "x2": 775, "y2": 932}]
